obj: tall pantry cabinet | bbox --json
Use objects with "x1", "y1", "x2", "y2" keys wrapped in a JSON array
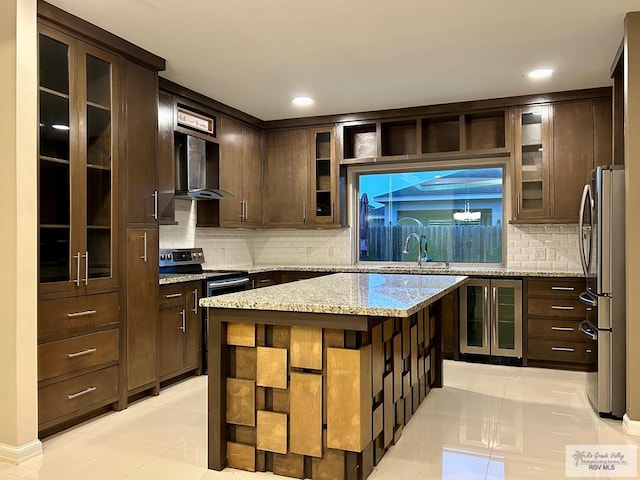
[{"x1": 36, "y1": 2, "x2": 165, "y2": 435}]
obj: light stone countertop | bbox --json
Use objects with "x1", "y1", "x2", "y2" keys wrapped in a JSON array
[
  {"x1": 244, "y1": 264, "x2": 583, "y2": 277},
  {"x1": 159, "y1": 263, "x2": 582, "y2": 286},
  {"x1": 199, "y1": 272, "x2": 468, "y2": 317}
]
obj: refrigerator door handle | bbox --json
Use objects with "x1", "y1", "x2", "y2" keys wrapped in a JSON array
[
  {"x1": 579, "y1": 291, "x2": 597, "y2": 307},
  {"x1": 579, "y1": 320, "x2": 598, "y2": 341},
  {"x1": 578, "y1": 184, "x2": 592, "y2": 277}
]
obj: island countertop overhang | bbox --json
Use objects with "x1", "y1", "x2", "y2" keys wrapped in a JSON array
[{"x1": 199, "y1": 272, "x2": 468, "y2": 318}]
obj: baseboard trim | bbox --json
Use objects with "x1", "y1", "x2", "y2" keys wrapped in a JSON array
[
  {"x1": 0, "y1": 439, "x2": 42, "y2": 464},
  {"x1": 623, "y1": 414, "x2": 640, "y2": 436}
]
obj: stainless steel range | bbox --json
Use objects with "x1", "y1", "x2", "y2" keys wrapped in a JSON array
[{"x1": 159, "y1": 248, "x2": 249, "y2": 373}]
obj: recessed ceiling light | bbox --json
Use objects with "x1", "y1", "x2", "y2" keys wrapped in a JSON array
[
  {"x1": 528, "y1": 69, "x2": 553, "y2": 79},
  {"x1": 51, "y1": 124, "x2": 70, "y2": 130},
  {"x1": 292, "y1": 96, "x2": 314, "y2": 106}
]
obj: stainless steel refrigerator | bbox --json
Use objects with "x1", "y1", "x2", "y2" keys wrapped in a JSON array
[{"x1": 578, "y1": 165, "x2": 626, "y2": 418}]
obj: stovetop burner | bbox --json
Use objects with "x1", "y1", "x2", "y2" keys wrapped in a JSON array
[{"x1": 159, "y1": 248, "x2": 247, "y2": 279}]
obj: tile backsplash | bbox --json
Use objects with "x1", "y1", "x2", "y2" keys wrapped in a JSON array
[
  {"x1": 160, "y1": 199, "x2": 582, "y2": 272},
  {"x1": 506, "y1": 224, "x2": 581, "y2": 272}
]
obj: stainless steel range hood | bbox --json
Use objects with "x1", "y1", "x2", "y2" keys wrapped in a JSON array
[{"x1": 175, "y1": 135, "x2": 232, "y2": 200}]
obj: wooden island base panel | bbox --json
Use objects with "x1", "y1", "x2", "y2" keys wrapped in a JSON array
[{"x1": 203, "y1": 273, "x2": 467, "y2": 480}]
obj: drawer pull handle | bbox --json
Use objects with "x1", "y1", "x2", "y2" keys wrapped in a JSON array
[
  {"x1": 586, "y1": 349, "x2": 593, "y2": 353},
  {"x1": 551, "y1": 326, "x2": 574, "y2": 332},
  {"x1": 258, "y1": 279, "x2": 271, "y2": 283},
  {"x1": 67, "y1": 348, "x2": 97, "y2": 358},
  {"x1": 165, "y1": 293, "x2": 183, "y2": 299},
  {"x1": 67, "y1": 386, "x2": 97, "y2": 400},
  {"x1": 552, "y1": 347, "x2": 575, "y2": 352},
  {"x1": 551, "y1": 306, "x2": 575, "y2": 310},
  {"x1": 66, "y1": 310, "x2": 97, "y2": 318},
  {"x1": 551, "y1": 286, "x2": 575, "y2": 291}
]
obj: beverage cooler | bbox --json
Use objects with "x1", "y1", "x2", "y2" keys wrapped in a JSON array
[{"x1": 460, "y1": 279, "x2": 523, "y2": 363}]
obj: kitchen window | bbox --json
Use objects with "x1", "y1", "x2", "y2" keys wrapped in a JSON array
[{"x1": 354, "y1": 164, "x2": 505, "y2": 265}]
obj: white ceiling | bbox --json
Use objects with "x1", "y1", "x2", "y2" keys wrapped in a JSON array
[{"x1": 48, "y1": 0, "x2": 638, "y2": 121}]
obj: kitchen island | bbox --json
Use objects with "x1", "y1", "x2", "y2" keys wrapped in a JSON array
[{"x1": 200, "y1": 273, "x2": 467, "y2": 480}]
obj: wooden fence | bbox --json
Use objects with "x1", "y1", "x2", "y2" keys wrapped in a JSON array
[{"x1": 361, "y1": 225, "x2": 503, "y2": 263}]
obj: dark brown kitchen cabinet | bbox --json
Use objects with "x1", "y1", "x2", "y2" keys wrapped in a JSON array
[
  {"x1": 158, "y1": 281, "x2": 202, "y2": 382},
  {"x1": 37, "y1": 23, "x2": 122, "y2": 435},
  {"x1": 122, "y1": 60, "x2": 159, "y2": 225},
  {"x1": 37, "y1": 2, "x2": 166, "y2": 434},
  {"x1": 38, "y1": 25, "x2": 119, "y2": 297},
  {"x1": 310, "y1": 127, "x2": 339, "y2": 225},
  {"x1": 550, "y1": 99, "x2": 612, "y2": 222},
  {"x1": 125, "y1": 228, "x2": 158, "y2": 394},
  {"x1": 219, "y1": 116, "x2": 263, "y2": 226},
  {"x1": 513, "y1": 105, "x2": 551, "y2": 221},
  {"x1": 265, "y1": 126, "x2": 340, "y2": 227},
  {"x1": 265, "y1": 128, "x2": 310, "y2": 226},
  {"x1": 512, "y1": 98, "x2": 612, "y2": 223},
  {"x1": 525, "y1": 277, "x2": 596, "y2": 371},
  {"x1": 156, "y1": 91, "x2": 177, "y2": 224}
]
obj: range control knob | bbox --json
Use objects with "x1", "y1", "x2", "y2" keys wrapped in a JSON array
[{"x1": 160, "y1": 254, "x2": 166, "y2": 260}]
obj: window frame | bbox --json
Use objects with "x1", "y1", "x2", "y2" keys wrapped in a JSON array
[{"x1": 348, "y1": 157, "x2": 511, "y2": 267}]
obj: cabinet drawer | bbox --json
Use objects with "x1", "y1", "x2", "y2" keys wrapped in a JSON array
[
  {"x1": 159, "y1": 285, "x2": 185, "y2": 309},
  {"x1": 38, "y1": 293, "x2": 119, "y2": 340},
  {"x1": 527, "y1": 338, "x2": 596, "y2": 364},
  {"x1": 38, "y1": 365, "x2": 119, "y2": 426},
  {"x1": 527, "y1": 318, "x2": 585, "y2": 341},
  {"x1": 527, "y1": 279, "x2": 583, "y2": 297},
  {"x1": 38, "y1": 329, "x2": 119, "y2": 382},
  {"x1": 527, "y1": 298, "x2": 586, "y2": 318},
  {"x1": 250, "y1": 273, "x2": 279, "y2": 289}
]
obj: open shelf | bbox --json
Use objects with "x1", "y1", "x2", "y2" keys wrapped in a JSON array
[
  {"x1": 381, "y1": 120, "x2": 417, "y2": 156},
  {"x1": 421, "y1": 116, "x2": 460, "y2": 153},
  {"x1": 343, "y1": 123, "x2": 376, "y2": 159},
  {"x1": 464, "y1": 111, "x2": 505, "y2": 150}
]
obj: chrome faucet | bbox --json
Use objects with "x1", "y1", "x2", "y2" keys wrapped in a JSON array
[
  {"x1": 402, "y1": 233, "x2": 424, "y2": 266},
  {"x1": 403, "y1": 233, "x2": 435, "y2": 266}
]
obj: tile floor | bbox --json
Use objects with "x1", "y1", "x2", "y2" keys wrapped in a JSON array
[{"x1": 1, "y1": 361, "x2": 638, "y2": 479}]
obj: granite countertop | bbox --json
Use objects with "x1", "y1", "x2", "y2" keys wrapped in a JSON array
[
  {"x1": 159, "y1": 263, "x2": 582, "y2": 285},
  {"x1": 199, "y1": 272, "x2": 468, "y2": 317},
  {"x1": 159, "y1": 273, "x2": 213, "y2": 285},
  {"x1": 244, "y1": 264, "x2": 583, "y2": 278}
]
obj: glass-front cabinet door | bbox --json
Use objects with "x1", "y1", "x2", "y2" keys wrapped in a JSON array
[
  {"x1": 38, "y1": 26, "x2": 118, "y2": 295},
  {"x1": 491, "y1": 280, "x2": 522, "y2": 357},
  {"x1": 513, "y1": 105, "x2": 550, "y2": 220},
  {"x1": 460, "y1": 279, "x2": 490, "y2": 355}
]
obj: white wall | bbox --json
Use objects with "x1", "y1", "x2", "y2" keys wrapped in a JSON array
[
  {"x1": 160, "y1": 199, "x2": 581, "y2": 272},
  {"x1": 0, "y1": 0, "x2": 41, "y2": 463}
]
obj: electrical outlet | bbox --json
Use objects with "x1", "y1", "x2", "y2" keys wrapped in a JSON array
[
  {"x1": 306, "y1": 247, "x2": 313, "y2": 257},
  {"x1": 547, "y1": 248, "x2": 556, "y2": 260},
  {"x1": 534, "y1": 247, "x2": 546, "y2": 260},
  {"x1": 328, "y1": 247, "x2": 335, "y2": 257}
]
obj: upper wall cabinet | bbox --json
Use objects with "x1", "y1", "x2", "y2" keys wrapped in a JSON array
[
  {"x1": 123, "y1": 60, "x2": 159, "y2": 226},
  {"x1": 265, "y1": 126, "x2": 340, "y2": 228},
  {"x1": 265, "y1": 128, "x2": 310, "y2": 226},
  {"x1": 38, "y1": 25, "x2": 119, "y2": 296},
  {"x1": 512, "y1": 98, "x2": 612, "y2": 224},
  {"x1": 156, "y1": 91, "x2": 176, "y2": 224},
  {"x1": 338, "y1": 110, "x2": 509, "y2": 164},
  {"x1": 513, "y1": 105, "x2": 551, "y2": 221},
  {"x1": 219, "y1": 116, "x2": 263, "y2": 227}
]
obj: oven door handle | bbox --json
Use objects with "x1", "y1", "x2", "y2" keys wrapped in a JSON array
[{"x1": 207, "y1": 277, "x2": 250, "y2": 290}]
